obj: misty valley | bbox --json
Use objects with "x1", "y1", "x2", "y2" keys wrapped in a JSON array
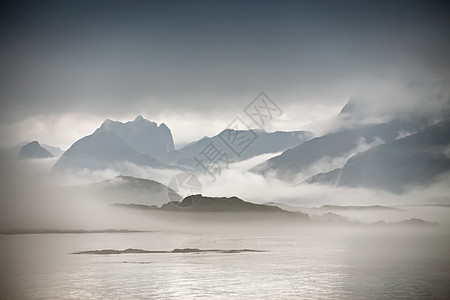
[
  {"x1": 1, "y1": 1, "x2": 450, "y2": 298},
  {"x1": 1, "y1": 99, "x2": 450, "y2": 299}
]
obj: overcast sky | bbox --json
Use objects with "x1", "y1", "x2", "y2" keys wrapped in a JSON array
[{"x1": 0, "y1": 0, "x2": 449, "y2": 148}]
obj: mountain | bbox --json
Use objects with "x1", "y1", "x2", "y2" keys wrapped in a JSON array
[
  {"x1": 52, "y1": 117, "x2": 180, "y2": 175},
  {"x1": 110, "y1": 194, "x2": 309, "y2": 220},
  {"x1": 158, "y1": 129, "x2": 312, "y2": 168},
  {"x1": 52, "y1": 130, "x2": 173, "y2": 174},
  {"x1": 251, "y1": 99, "x2": 429, "y2": 181},
  {"x1": 96, "y1": 115, "x2": 174, "y2": 156},
  {"x1": 161, "y1": 194, "x2": 294, "y2": 212},
  {"x1": 52, "y1": 116, "x2": 310, "y2": 175},
  {"x1": 306, "y1": 119, "x2": 450, "y2": 193},
  {"x1": 17, "y1": 141, "x2": 54, "y2": 159},
  {"x1": 252, "y1": 119, "x2": 426, "y2": 180},
  {"x1": 0, "y1": 142, "x2": 62, "y2": 161},
  {"x1": 70, "y1": 175, "x2": 180, "y2": 207}
]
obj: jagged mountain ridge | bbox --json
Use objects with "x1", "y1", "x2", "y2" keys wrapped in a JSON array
[
  {"x1": 52, "y1": 130, "x2": 176, "y2": 174},
  {"x1": 96, "y1": 115, "x2": 174, "y2": 156},
  {"x1": 52, "y1": 116, "x2": 183, "y2": 175},
  {"x1": 158, "y1": 129, "x2": 312, "y2": 168}
]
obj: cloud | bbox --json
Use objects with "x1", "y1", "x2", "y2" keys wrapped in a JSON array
[
  {"x1": 1, "y1": 1, "x2": 449, "y2": 130},
  {"x1": 199, "y1": 160, "x2": 450, "y2": 210},
  {"x1": 307, "y1": 73, "x2": 450, "y2": 135},
  {"x1": 0, "y1": 113, "x2": 107, "y2": 149},
  {"x1": 1, "y1": 149, "x2": 450, "y2": 231}
]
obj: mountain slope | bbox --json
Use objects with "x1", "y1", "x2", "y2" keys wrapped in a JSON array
[
  {"x1": 71, "y1": 175, "x2": 180, "y2": 207},
  {"x1": 52, "y1": 131, "x2": 172, "y2": 174},
  {"x1": 307, "y1": 119, "x2": 450, "y2": 192},
  {"x1": 251, "y1": 118, "x2": 427, "y2": 181},
  {"x1": 52, "y1": 116, "x2": 182, "y2": 175}
]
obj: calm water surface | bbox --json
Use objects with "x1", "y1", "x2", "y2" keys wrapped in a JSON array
[{"x1": 1, "y1": 229, "x2": 449, "y2": 299}]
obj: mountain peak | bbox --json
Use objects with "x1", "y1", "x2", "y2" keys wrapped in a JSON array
[
  {"x1": 18, "y1": 140, "x2": 54, "y2": 159},
  {"x1": 96, "y1": 117, "x2": 174, "y2": 155},
  {"x1": 99, "y1": 119, "x2": 114, "y2": 129}
]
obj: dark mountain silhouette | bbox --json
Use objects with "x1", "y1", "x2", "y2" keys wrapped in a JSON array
[
  {"x1": 113, "y1": 194, "x2": 310, "y2": 223},
  {"x1": 164, "y1": 194, "x2": 283, "y2": 212},
  {"x1": 161, "y1": 194, "x2": 308, "y2": 217}
]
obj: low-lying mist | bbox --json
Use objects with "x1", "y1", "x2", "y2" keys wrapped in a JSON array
[{"x1": 1, "y1": 154, "x2": 449, "y2": 233}]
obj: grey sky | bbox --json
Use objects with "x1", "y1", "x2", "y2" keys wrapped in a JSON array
[{"x1": 0, "y1": 0, "x2": 449, "y2": 147}]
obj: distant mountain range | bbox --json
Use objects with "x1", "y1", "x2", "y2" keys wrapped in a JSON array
[
  {"x1": 115, "y1": 193, "x2": 310, "y2": 221},
  {"x1": 110, "y1": 193, "x2": 435, "y2": 227},
  {"x1": 306, "y1": 119, "x2": 450, "y2": 193},
  {"x1": 250, "y1": 99, "x2": 450, "y2": 192},
  {"x1": 67, "y1": 175, "x2": 310, "y2": 219},
  {"x1": 14, "y1": 101, "x2": 450, "y2": 194},
  {"x1": 52, "y1": 115, "x2": 312, "y2": 175},
  {"x1": 158, "y1": 129, "x2": 312, "y2": 168},
  {"x1": 162, "y1": 195, "x2": 291, "y2": 213},
  {"x1": 75, "y1": 175, "x2": 306, "y2": 215},
  {"x1": 251, "y1": 115, "x2": 428, "y2": 181}
]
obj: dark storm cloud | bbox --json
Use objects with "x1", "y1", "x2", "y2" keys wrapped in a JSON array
[{"x1": 0, "y1": 0, "x2": 449, "y2": 122}]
